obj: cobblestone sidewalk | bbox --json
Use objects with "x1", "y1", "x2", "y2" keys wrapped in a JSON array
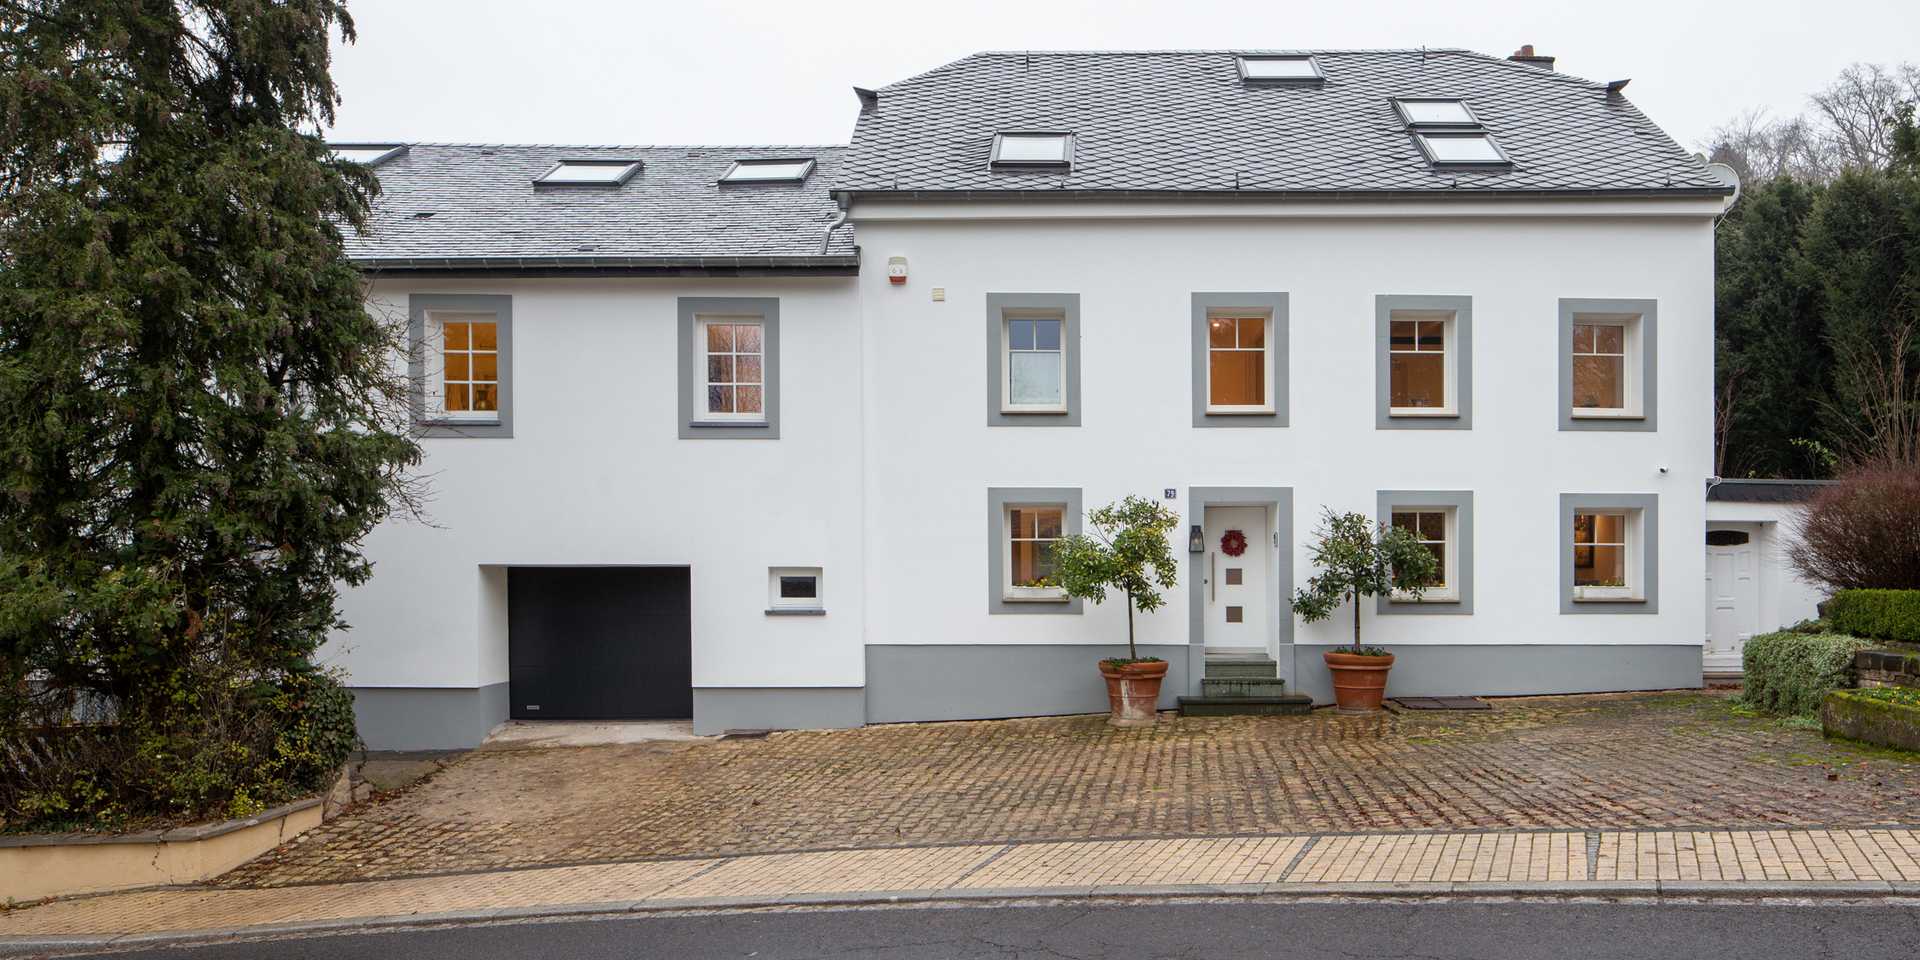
[
  {"x1": 223, "y1": 692, "x2": 1920, "y2": 888},
  {"x1": 6, "y1": 827, "x2": 1920, "y2": 947}
]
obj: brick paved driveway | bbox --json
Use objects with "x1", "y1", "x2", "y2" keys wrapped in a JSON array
[{"x1": 222, "y1": 692, "x2": 1920, "y2": 888}]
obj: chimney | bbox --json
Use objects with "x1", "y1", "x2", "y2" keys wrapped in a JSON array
[{"x1": 1508, "y1": 44, "x2": 1556, "y2": 71}]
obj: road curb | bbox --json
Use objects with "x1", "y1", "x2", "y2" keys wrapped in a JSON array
[{"x1": 6, "y1": 878, "x2": 1919, "y2": 955}]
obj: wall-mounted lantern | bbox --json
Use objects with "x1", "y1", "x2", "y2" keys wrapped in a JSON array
[{"x1": 1188, "y1": 525, "x2": 1205, "y2": 554}]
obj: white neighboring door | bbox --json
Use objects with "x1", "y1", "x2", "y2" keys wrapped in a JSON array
[
  {"x1": 1704, "y1": 527, "x2": 1760, "y2": 670},
  {"x1": 1203, "y1": 506, "x2": 1268, "y2": 652}
]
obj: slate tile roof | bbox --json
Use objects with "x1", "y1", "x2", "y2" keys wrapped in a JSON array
[
  {"x1": 836, "y1": 49, "x2": 1731, "y2": 197},
  {"x1": 1707, "y1": 479, "x2": 1834, "y2": 503},
  {"x1": 342, "y1": 143, "x2": 855, "y2": 269}
]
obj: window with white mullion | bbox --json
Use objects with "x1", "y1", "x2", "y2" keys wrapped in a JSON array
[
  {"x1": 1570, "y1": 317, "x2": 1639, "y2": 417},
  {"x1": 1390, "y1": 508, "x2": 1455, "y2": 601},
  {"x1": 698, "y1": 316, "x2": 765, "y2": 421},
  {"x1": 1573, "y1": 510, "x2": 1636, "y2": 599},
  {"x1": 1206, "y1": 312, "x2": 1272, "y2": 412},
  {"x1": 1388, "y1": 311, "x2": 1453, "y2": 414},
  {"x1": 1003, "y1": 313, "x2": 1065, "y2": 412},
  {"x1": 1004, "y1": 505, "x2": 1066, "y2": 599},
  {"x1": 428, "y1": 310, "x2": 500, "y2": 422}
]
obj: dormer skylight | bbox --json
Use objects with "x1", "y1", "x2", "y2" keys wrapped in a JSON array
[
  {"x1": 720, "y1": 158, "x2": 816, "y2": 184},
  {"x1": 330, "y1": 143, "x2": 407, "y2": 167},
  {"x1": 1394, "y1": 99, "x2": 1510, "y2": 167},
  {"x1": 534, "y1": 159, "x2": 643, "y2": 187},
  {"x1": 1394, "y1": 99, "x2": 1478, "y2": 127},
  {"x1": 991, "y1": 132, "x2": 1073, "y2": 169},
  {"x1": 1415, "y1": 131, "x2": 1508, "y2": 165},
  {"x1": 1237, "y1": 56, "x2": 1323, "y2": 83}
]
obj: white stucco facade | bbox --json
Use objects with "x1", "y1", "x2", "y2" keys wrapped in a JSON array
[{"x1": 328, "y1": 195, "x2": 1773, "y2": 748}]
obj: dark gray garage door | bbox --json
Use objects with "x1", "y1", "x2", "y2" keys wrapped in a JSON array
[{"x1": 507, "y1": 567, "x2": 692, "y2": 720}]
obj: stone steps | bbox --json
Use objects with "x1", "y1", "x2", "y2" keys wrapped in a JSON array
[{"x1": 1180, "y1": 653, "x2": 1314, "y2": 717}]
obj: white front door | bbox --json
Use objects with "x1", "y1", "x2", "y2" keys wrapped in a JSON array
[
  {"x1": 1704, "y1": 527, "x2": 1759, "y2": 670},
  {"x1": 1203, "y1": 506, "x2": 1267, "y2": 652}
]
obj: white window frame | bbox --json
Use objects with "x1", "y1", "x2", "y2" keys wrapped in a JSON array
[
  {"x1": 1387, "y1": 308, "x2": 1457, "y2": 417},
  {"x1": 1389, "y1": 507, "x2": 1458, "y2": 603},
  {"x1": 1572, "y1": 508, "x2": 1643, "y2": 602},
  {"x1": 1204, "y1": 309, "x2": 1276, "y2": 415},
  {"x1": 1000, "y1": 310, "x2": 1069, "y2": 414},
  {"x1": 424, "y1": 309, "x2": 502, "y2": 424},
  {"x1": 692, "y1": 314, "x2": 768, "y2": 424},
  {"x1": 1003, "y1": 503, "x2": 1069, "y2": 602},
  {"x1": 768, "y1": 567, "x2": 824, "y2": 612},
  {"x1": 1569, "y1": 313, "x2": 1644, "y2": 419}
]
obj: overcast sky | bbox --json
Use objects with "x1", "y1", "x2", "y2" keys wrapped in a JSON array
[{"x1": 324, "y1": 0, "x2": 1918, "y2": 154}]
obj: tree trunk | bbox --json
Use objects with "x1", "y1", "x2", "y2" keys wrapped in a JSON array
[
  {"x1": 1350, "y1": 589, "x2": 1361, "y2": 652},
  {"x1": 1125, "y1": 589, "x2": 1137, "y2": 660}
]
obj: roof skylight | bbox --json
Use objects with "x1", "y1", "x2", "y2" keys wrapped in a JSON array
[
  {"x1": 535, "y1": 159, "x2": 643, "y2": 186},
  {"x1": 720, "y1": 158, "x2": 816, "y2": 184},
  {"x1": 991, "y1": 132, "x2": 1073, "y2": 168},
  {"x1": 1416, "y1": 132, "x2": 1507, "y2": 165},
  {"x1": 1394, "y1": 99, "x2": 1478, "y2": 127},
  {"x1": 1237, "y1": 56, "x2": 1323, "y2": 83},
  {"x1": 330, "y1": 143, "x2": 407, "y2": 166}
]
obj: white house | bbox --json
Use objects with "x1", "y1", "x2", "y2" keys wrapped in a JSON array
[{"x1": 330, "y1": 48, "x2": 1818, "y2": 750}]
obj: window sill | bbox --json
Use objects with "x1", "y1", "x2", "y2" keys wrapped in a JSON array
[
  {"x1": 424, "y1": 415, "x2": 502, "y2": 425},
  {"x1": 765, "y1": 608, "x2": 826, "y2": 617},
  {"x1": 999, "y1": 408, "x2": 1071, "y2": 416},
  {"x1": 1204, "y1": 407, "x2": 1277, "y2": 416},
  {"x1": 687, "y1": 420, "x2": 770, "y2": 428},
  {"x1": 1390, "y1": 592, "x2": 1460, "y2": 604},
  {"x1": 1571, "y1": 410, "x2": 1645, "y2": 420},
  {"x1": 1003, "y1": 591, "x2": 1070, "y2": 603},
  {"x1": 1389, "y1": 408, "x2": 1459, "y2": 418},
  {"x1": 1572, "y1": 594, "x2": 1645, "y2": 603}
]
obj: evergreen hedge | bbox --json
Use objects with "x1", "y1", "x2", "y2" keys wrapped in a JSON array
[
  {"x1": 1827, "y1": 590, "x2": 1920, "y2": 644},
  {"x1": 1742, "y1": 630, "x2": 1872, "y2": 717}
]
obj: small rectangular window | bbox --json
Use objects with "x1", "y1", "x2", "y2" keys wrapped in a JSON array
[
  {"x1": 1237, "y1": 56, "x2": 1323, "y2": 82},
  {"x1": 1207, "y1": 313, "x2": 1272, "y2": 412},
  {"x1": 768, "y1": 567, "x2": 823, "y2": 613},
  {"x1": 1394, "y1": 99, "x2": 1477, "y2": 127},
  {"x1": 991, "y1": 133, "x2": 1073, "y2": 168},
  {"x1": 429, "y1": 312, "x2": 501, "y2": 422},
  {"x1": 1388, "y1": 311, "x2": 1453, "y2": 413},
  {"x1": 1416, "y1": 133, "x2": 1507, "y2": 165},
  {"x1": 697, "y1": 317, "x2": 766, "y2": 421},
  {"x1": 1391, "y1": 509, "x2": 1452, "y2": 598},
  {"x1": 1005, "y1": 505, "x2": 1067, "y2": 600},
  {"x1": 1572, "y1": 322, "x2": 1627, "y2": 410},
  {"x1": 1003, "y1": 311, "x2": 1067, "y2": 412},
  {"x1": 1573, "y1": 510, "x2": 1636, "y2": 599},
  {"x1": 721, "y1": 159, "x2": 815, "y2": 183},
  {"x1": 535, "y1": 160, "x2": 642, "y2": 186}
]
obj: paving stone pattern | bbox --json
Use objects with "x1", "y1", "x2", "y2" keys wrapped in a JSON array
[{"x1": 223, "y1": 693, "x2": 1920, "y2": 888}]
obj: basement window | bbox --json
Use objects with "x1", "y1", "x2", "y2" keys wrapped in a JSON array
[
  {"x1": 991, "y1": 133, "x2": 1073, "y2": 169},
  {"x1": 721, "y1": 158, "x2": 816, "y2": 184},
  {"x1": 1237, "y1": 56, "x2": 1324, "y2": 83},
  {"x1": 535, "y1": 159, "x2": 643, "y2": 186}
]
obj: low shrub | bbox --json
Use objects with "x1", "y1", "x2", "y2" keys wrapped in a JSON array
[
  {"x1": 1787, "y1": 465, "x2": 1920, "y2": 590},
  {"x1": 1742, "y1": 629, "x2": 1872, "y2": 717},
  {"x1": 1827, "y1": 589, "x2": 1920, "y2": 644}
]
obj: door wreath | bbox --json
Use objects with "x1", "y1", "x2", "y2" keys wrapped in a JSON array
[{"x1": 1220, "y1": 529, "x2": 1248, "y2": 557}]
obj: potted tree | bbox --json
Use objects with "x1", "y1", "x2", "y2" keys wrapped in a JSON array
[
  {"x1": 1292, "y1": 508, "x2": 1440, "y2": 713},
  {"x1": 1053, "y1": 495, "x2": 1182, "y2": 727}
]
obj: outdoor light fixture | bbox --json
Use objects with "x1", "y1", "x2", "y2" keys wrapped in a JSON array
[{"x1": 1188, "y1": 525, "x2": 1205, "y2": 554}]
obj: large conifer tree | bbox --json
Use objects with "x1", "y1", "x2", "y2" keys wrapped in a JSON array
[{"x1": 0, "y1": 1, "x2": 418, "y2": 823}]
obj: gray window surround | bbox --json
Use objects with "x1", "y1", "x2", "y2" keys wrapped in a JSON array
[
  {"x1": 409, "y1": 293, "x2": 514, "y2": 439},
  {"x1": 1559, "y1": 492, "x2": 1660, "y2": 615},
  {"x1": 678, "y1": 297, "x2": 781, "y2": 440},
  {"x1": 987, "y1": 487, "x2": 1083, "y2": 615},
  {"x1": 986, "y1": 293, "x2": 1081, "y2": 427},
  {"x1": 1377, "y1": 490, "x2": 1474, "y2": 615},
  {"x1": 1559, "y1": 298, "x2": 1658, "y2": 432},
  {"x1": 1375, "y1": 294, "x2": 1473, "y2": 430},
  {"x1": 1191, "y1": 292, "x2": 1289, "y2": 428}
]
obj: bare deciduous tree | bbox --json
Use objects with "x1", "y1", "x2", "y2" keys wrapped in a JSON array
[{"x1": 1703, "y1": 62, "x2": 1920, "y2": 182}]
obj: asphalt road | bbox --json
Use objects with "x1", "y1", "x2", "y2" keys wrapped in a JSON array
[{"x1": 51, "y1": 898, "x2": 1920, "y2": 960}]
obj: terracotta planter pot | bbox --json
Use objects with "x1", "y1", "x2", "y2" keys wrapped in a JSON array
[
  {"x1": 1098, "y1": 659, "x2": 1169, "y2": 727},
  {"x1": 1323, "y1": 650, "x2": 1395, "y2": 714}
]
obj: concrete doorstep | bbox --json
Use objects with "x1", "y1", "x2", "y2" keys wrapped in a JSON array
[{"x1": 3, "y1": 826, "x2": 1920, "y2": 951}]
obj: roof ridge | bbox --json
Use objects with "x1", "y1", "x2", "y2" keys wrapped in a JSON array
[{"x1": 968, "y1": 48, "x2": 1477, "y2": 55}]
